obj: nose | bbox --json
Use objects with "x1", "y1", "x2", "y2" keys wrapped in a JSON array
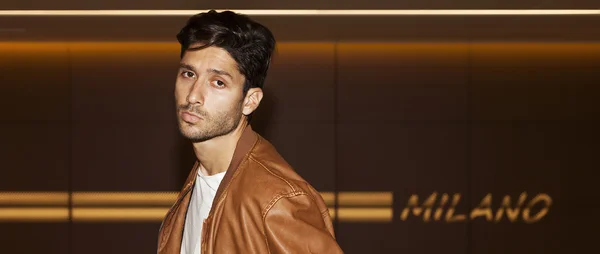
[{"x1": 186, "y1": 80, "x2": 206, "y2": 105}]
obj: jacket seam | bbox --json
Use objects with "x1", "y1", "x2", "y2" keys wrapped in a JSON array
[
  {"x1": 211, "y1": 134, "x2": 261, "y2": 212},
  {"x1": 321, "y1": 209, "x2": 329, "y2": 218},
  {"x1": 157, "y1": 183, "x2": 194, "y2": 251},
  {"x1": 261, "y1": 191, "x2": 307, "y2": 219},
  {"x1": 230, "y1": 135, "x2": 261, "y2": 184},
  {"x1": 261, "y1": 191, "x2": 308, "y2": 254},
  {"x1": 249, "y1": 156, "x2": 296, "y2": 193}
]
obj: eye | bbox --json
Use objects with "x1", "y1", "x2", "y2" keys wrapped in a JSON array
[
  {"x1": 212, "y1": 80, "x2": 226, "y2": 88},
  {"x1": 181, "y1": 71, "x2": 195, "y2": 79}
]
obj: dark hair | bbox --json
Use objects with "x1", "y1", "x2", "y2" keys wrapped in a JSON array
[{"x1": 176, "y1": 10, "x2": 276, "y2": 94}]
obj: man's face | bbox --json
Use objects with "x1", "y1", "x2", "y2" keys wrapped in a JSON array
[{"x1": 175, "y1": 46, "x2": 246, "y2": 142}]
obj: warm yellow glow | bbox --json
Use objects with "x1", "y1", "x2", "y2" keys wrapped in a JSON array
[
  {"x1": 3, "y1": 42, "x2": 600, "y2": 54},
  {"x1": 0, "y1": 191, "x2": 395, "y2": 222},
  {"x1": 320, "y1": 192, "x2": 335, "y2": 206},
  {"x1": 0, "y1": 10, "x2": 599, "y2": 16},
  {"x1": 72, "y1": 208, "x2": 169, "y2": 221},
  {"x1": 0, "y1": 42, "x2": 333, "y2": 57},
  {"x1": 0, "y1": 191, "x2": 393, "y2": 206},
  {"x1": 0, "y1": 192, "x2": 68, "y2": 205},
  {"x1": 0, "y1": 207, "x2": 393, "y2": 222},
  {"x1": 338, "y1": 192, "x2": 393, "y2": 206},
  {"x1": 73, "y1": 192, "x2": 178, "y2": 206},
  {"x1": 0, "y1": 208, "x2": 69, "y2": 221},
  {"x1": 329, "y1": 208, "x2": 393, "y2": 222}
]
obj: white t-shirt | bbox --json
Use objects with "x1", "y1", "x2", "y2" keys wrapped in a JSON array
[{"x1": 180, "y1": 169, "x2": 226, "y2": 254}]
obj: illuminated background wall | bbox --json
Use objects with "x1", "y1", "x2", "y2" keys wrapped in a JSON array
[{"x1": 1, "y1": 1, "x2": 599, "y2": 253}]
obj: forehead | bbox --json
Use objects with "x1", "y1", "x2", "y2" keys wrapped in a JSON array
[{"x1": 181, "y1": 45, "x2": 239, "y2": 72}]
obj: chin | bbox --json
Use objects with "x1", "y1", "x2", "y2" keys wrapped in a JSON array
[{"x1": 178, "y1": 124, "x2": 197, "y2": 137}]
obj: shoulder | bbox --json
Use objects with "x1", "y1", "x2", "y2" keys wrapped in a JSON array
[{"x1": 234, "y1": 135, "x2": 326, "y2": 215}]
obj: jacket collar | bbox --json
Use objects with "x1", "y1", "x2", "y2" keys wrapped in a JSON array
[
  {"x1": 182, "y1": 124, "x2": 258, "y2": 198},
  {"x1": 209, "y1": 124, "x2": 258, "y2": 208},
  {"x1": 158, "y1": 125, "x2": 259, "y2": 253}
]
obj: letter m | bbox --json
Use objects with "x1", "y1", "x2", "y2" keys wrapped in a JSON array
[{"x1": 400, "y1": 193, "x2": 437, "y2": 222}]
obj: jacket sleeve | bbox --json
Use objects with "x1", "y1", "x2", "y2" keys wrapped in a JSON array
[{"x1": 263, "y1": 193, "x2": 344, "y2": 254}]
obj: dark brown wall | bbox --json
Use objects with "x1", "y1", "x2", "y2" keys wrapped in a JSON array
[{"x1": 1, "y1": 10, "x2": 599, "y2": 254}]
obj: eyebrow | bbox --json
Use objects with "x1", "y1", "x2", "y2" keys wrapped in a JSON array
[
  {"x1": 179, "y1": 63, "x2": 196, "y2": 72},
  {"x1": 208, "y1": 68, "x2": 233, "y2": 79},
  {"x1": 179, "y1": 63, "x2": 233, "y2": 79}
]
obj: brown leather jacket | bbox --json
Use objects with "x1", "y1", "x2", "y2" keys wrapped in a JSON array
[{"x1": 158, "y1": 125, "x2": 343, "y2": 253}]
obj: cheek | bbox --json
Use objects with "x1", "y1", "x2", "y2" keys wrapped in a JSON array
[{"x1": 210, "y1": 92, "x2": 243, "y2": 112}]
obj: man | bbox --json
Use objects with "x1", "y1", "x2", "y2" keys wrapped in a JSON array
[{"x1": 157, "y1": 10, "x2": 343, "y2": 254}]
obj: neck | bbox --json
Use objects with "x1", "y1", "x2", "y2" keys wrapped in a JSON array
[{"x1": 191, "y1": 122, "x2": 248, "y2": 176}]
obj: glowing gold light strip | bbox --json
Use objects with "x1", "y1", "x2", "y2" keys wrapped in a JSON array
[
  {"x1": 0, "y1": 208, "x2": 69, "y2": 221},
  {"x1": 320, "y1": 192, "x2": 335, "y2": 206},
  {"x1": 72, "y1": 208, "x2": 168, "y2": 221},
  {"x1": 329, "y1": 208, "x2": 393, "y2": 222},
  {"x1": 0, "y1": 192, "x2": 68, "y2": 205},
  {"x1": 338, "y1": 192, "x2": 393, "y2": 206},
  {"x1": 72, "y1": 192, "x2": 178, "y2": 206},
  {"x1": 0, "y1": 192, "x2": 393, "y2": 222},
  {"x1": 0, "y1": 191, "x2": 392, "y2": 206},
  {"x1": 0, "y1": 9, "x2": 598, "y2": 16},
  {"x1": 0, "y1": 207, "x2": 392, "y2": 222},
  {"x1": 71, "y1": 208, "x2": 391, "y2": 222}
]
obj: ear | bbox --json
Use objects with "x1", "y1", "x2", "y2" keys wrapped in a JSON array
[{"x1": 242, "y1": 87, "x2": 263, "y2": 116}]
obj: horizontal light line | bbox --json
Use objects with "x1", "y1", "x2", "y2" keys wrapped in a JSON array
[
  {"x1": 330, "y1": 208, "x2": 393, "y2": 222},
  {"x1": 0, "y1": 208, "x2": 69, "y2": 221},
  {"x1": 0, "y1": 191, "x2": 393, "y2": 206},
  {"x1": 0, "y1": 207, "x2": 393, "y2": 222},
  {"x1": 72, "y1": 192, "x2": 178, "y2": 206},
  {"x1": 3, "y1": 42, "x2": 600, "y2": 51},
  {"x1": 338, "y1": 192, "x2": 393, "y2": 206},
  {"x1": 321, "y1": 192, "x2": 335, "y2": 206},
  {"x1": 0, "y1": 192, "x2": 68, "y2": 205},
  {"x1": 0, "y1": 9, "x2": 598, "y2": 16},
  {"x1": 72, "y1": 208, "x2": 168, "y2": 221}
]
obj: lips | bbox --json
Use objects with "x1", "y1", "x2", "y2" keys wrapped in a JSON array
[{"x1": 181, "y1": 111, "x2": 202, "y2": 123}]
